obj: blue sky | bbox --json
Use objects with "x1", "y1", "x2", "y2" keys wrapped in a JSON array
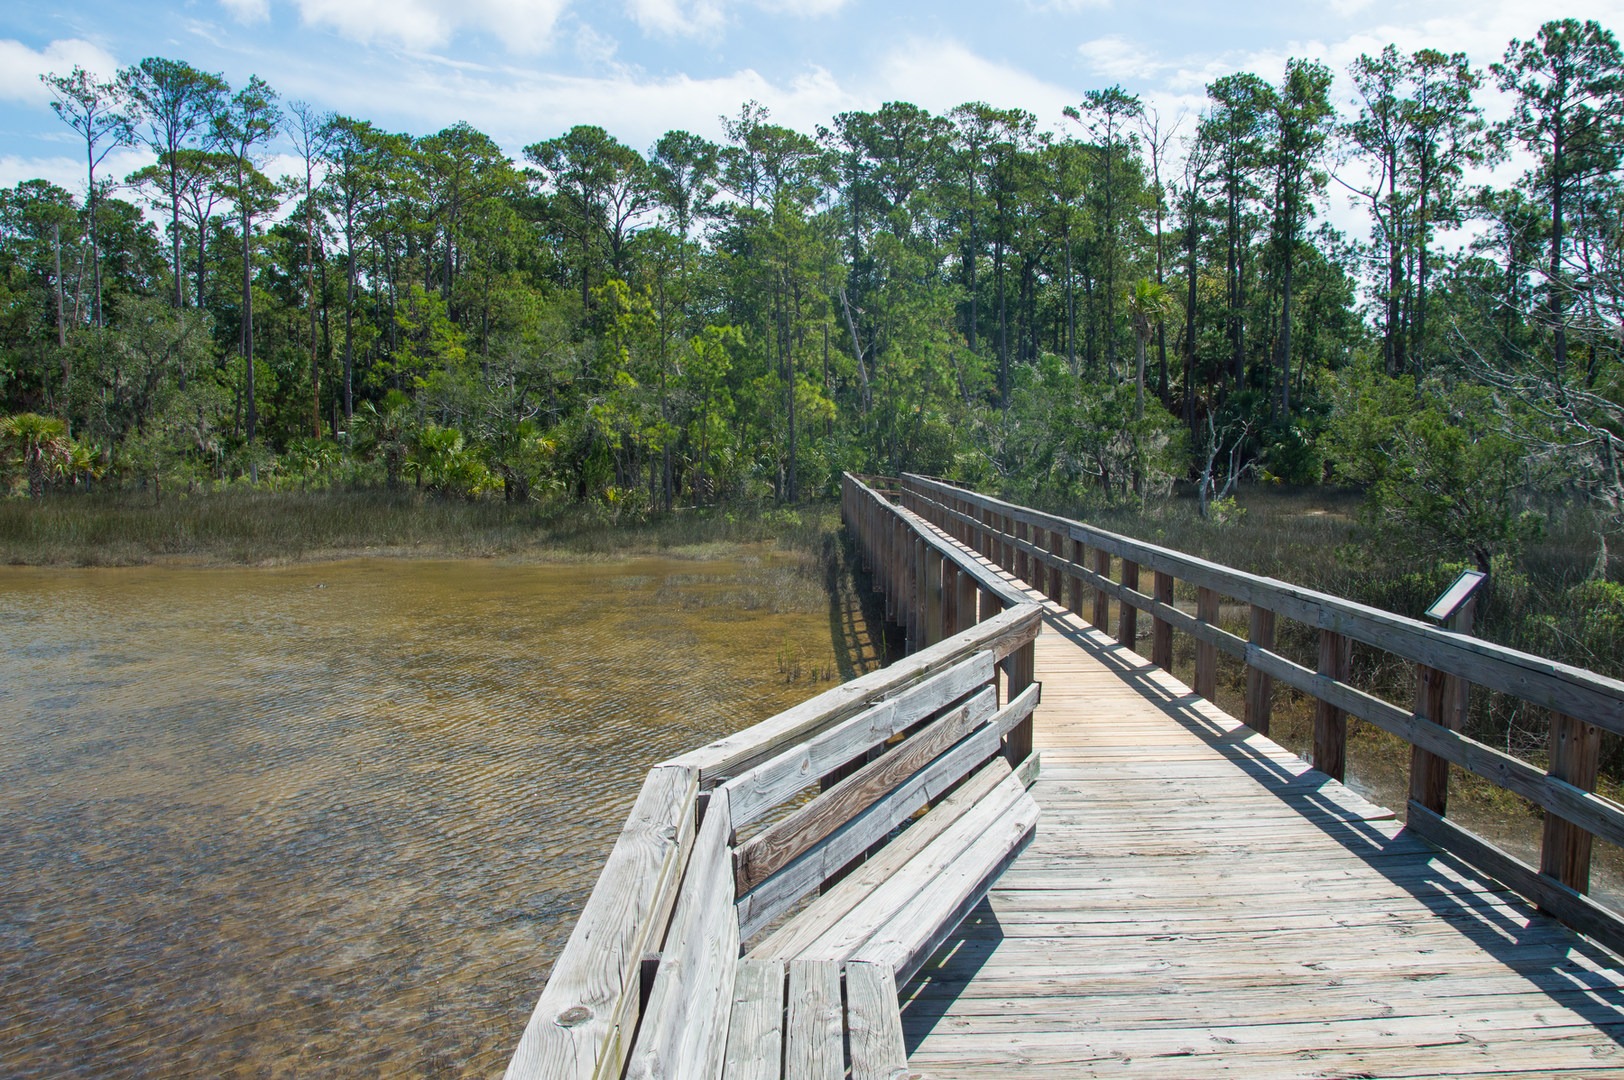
[{"x1": 5, "y1": 0, "x2": 1624, "y2": 215}]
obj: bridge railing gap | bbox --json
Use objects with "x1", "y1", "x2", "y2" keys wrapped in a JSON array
[{"x1": 895, "y1": 471, "x2": 1624, "y2": 957}]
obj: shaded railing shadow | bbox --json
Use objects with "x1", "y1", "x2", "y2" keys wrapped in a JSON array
[
  {"x1": 1042, "y1": 606, "x2": 1624, "y2": 1047},
  {"x1": 897, "y1": 901, "x2": 1005, "y2": 1054}
]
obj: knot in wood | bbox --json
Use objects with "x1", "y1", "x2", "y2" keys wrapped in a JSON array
[{"x1": 555, "y1": 1005, "x2": 592, "y2": 1028}]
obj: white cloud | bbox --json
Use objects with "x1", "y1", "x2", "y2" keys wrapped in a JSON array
[
  {"x1": 0, "y1": 39, "x2": 122, "y2": 104},
  {"x1": 219, "y1": 0, "x2": 271, "y2": 23},
  {"x1": 0, "y1": 147, "x2": 153, "y2": 198},
  {"x1": 1076, "y1": 35, "x2": 1166, "y2": 82},
  {"x1": 292, "y1": 0, "x2": 571, "y2": 53},
  {"x1": 624, "y1": 0, "x2": 851, "y2": 39}
]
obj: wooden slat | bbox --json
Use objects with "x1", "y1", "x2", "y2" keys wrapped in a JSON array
[
  {"x1": 667, "y1": 603, "x2": 1034, "y2": 784},
  {"x1": 1195, "y1": 587, "x2": 1219, "y2": 701},
  {"x1": 784, "y1": 960, "x2": 843, "y2": 1080},
  {"x1": 1314, "y1": 630, "x2": 1352, "y2": 782},
  {"x1": 737, "y1": 687, "x2": 1040, "y2": 940},
  {"x1": 845, "y1": 961, "x2": 910, "y2": 1080},
  {"x1": 734, "y1": 685, "x2": 999, "y2": 895},
  {"x1": 722, "y1": 652, "x2": 998, "y2": 827},
  {"x1": 504, "y1": 765, "x2": 698, "y2": 1080},
  {"x1": 796, "y1": 768, "x2": 1032, "y2": 965},
  {"x1": 1151, "y1": 571, "x2": 1174, "y2": 670},
  {"x1": 1245, "y1": 604, "x2": 1274, "y2": 735},
  {"x1": 749, "y1": 756, "x2": 1018, "y2": 961},
  {"x1": 722, "y1": 958, "x2": 785, "y2": 1080},
  {"x1": 847, "y1": 784, "x2": 1039, "y2": 984},
  {"x1": 1407, "y1": 801, "x2": 1624, "y2": 957},
  {"x1": 625, "y1": 788, "x2": 740, "y2": 1080}
]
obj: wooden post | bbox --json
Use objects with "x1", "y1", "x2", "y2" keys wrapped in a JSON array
[
  {"x1": 956, "y1": 565, "x2": 978, "y2": 629},
  {"x1": 1013, "y1": 518, "x2": 1028, "y2": 584},
  {"x1": 1151, "y1": 571, "x2": 1174, "y2": 670},
  {"x1": 910, "y1": 535, "x2": 926, "y2": 651},
  {"x1": 1117, "y1": 560, "x2": 1139, "y2": 650},
  {"x1": 1541, "y1": 712, "x2": 1604, "y2": 893},
  {"x1": 1092, "y1": 548, "x2": 1111, "y2": 631},
  {"x1": 883, "y1": 515, "x2": 896, "y2": 624},
  {"x1": 1069, "y1": 538, "x2": 1086, "y2": 617},
  {"x1": 1195, "y1": 587, "x2": 1219, "y2": 701},
  {"x1": 979, "y1": 587, "x2": 1000, "y2": 625},
  {"x1": 1047, "y1": 529, "x2": 1063, "y2": 602},
  {"x1": 1314, "y1": 630, "x2": 1353, "y2": 783},
  {"x1": 941, "y1": 562, "x2": 960, "y2": 637},
  {"x1": 1001, "y1": 513, "x2": 1014, "y2": 573},
  {"x1": 1002, "y1": 641, "x2": 1036, "y2": 765},
  {"x1": 1245, "y1": 605, "x2": 1276, "y2": 735},
  {"x1": 1409, "y1": 596, "x2": 1474, "y2": 815},
  {"x1": 1408, "y1": 662, "x2": 1453, "y2": 813},
  {"x1": 923, "y1": 548, "x2": 943, "y2": 646}
]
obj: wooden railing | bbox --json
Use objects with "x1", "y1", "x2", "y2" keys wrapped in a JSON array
[
  {"x1": 897, "y1": 472, "x2": 1624, "y2": 955},
  {"x1": 504, "y1": 474, "x2": 1042, "y2": 1080}
]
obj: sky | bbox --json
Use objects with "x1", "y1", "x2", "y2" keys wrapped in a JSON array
[{"x1": 4, "y1": 0, "x2": 1624, "y2": 229}]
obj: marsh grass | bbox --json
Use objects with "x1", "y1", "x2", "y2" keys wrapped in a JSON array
[{"x1": 0, "y1": 490, "x2": 843, "y2": 567}]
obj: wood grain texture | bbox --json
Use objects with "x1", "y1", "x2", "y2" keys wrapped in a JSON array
[
  {"x1": 784, "y1": 961, "x2": 843, "y2": 1080},
  {"x1": 732, "y1": 685, "x2": 998, "y2": 895},
  {"x1": 722, "y1": 958, "x2": 785, "y2": 1080},
  {"x1": 721, "y1": 652, "x2": 997, "y2": 828},
  {"x1": 845, "y1": 962, "x2": 910, "y2": 1080},
  {"x1": 625, "y1": 788, "x2": 740, "y2": 1080}
]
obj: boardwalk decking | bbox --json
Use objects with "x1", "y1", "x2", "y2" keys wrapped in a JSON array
[{"x1": 902, "y1": 582, "x2": 1624, "y2": 1077}]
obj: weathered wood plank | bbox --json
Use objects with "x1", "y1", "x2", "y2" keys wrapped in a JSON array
[
  {"x1": 849, "y1": 784, "x2": 1039, "y2": 984},
  {"x1": 722, "y1": 652, "x2": 998, "y2": 828},
  {"x1": 1541, "y1": 711, "x2": 1604, "y2": 893},
  {"x1": 748, "y1": 757, "x2": 1017, "y2": 961},
  {"x1": 784, "y1": 960, "x2": 843, "y2": 1080},
  {"x1": 733, "y1": 685, "x2": 999, "y2": 895},
  {"x1": 625, "y1": 788, "x2": 740, "y2": 1080},
  {"x1": 504, "y1": 765, "x2": 698, "y2": 1080},
  {"x1": 797, "y1": 767, "x2": 1031, "y2": 966},
  {"x1": 737, "y1": 686, "x2": 1040, "y2": 940},
  {"x1": 666, "y1": 603, "x2": 1034, "y2": 784},
  {"x1": 845, "y1": 961, "x2": 910, "y2": 1080},
  {"x1": 722, "y1": 958, "x2": 785, "y2": 1080}
]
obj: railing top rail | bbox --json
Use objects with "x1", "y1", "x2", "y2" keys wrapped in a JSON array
[
  {"x1": 847, "y1": 473, "x2": 1028, "y2": 611},
  {"x1": 901, "y1": 473, "x2": 1624, "y2": 734}
]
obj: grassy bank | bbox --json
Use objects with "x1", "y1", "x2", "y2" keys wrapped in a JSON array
[{"x1": 0, "y1": 490, "x2": 842, "y2": 567}]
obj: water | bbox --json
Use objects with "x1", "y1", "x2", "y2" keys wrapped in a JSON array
[{"x1": 0, "y1": 553, "x2": 877, "y2": 1078}]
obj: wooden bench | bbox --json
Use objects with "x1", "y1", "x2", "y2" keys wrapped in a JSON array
[
  {"x1": 625, "y1": 643, "x2": 1040, "y2": 1079},
  {"x1": 505, "y1": 604, "x2": 1044, "y2": 1080}
]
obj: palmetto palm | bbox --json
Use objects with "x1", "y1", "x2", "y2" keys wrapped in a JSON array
[
  {"x1": 1, "y1": 413, "x2": 73, "y2": 498},
  {"x1": 1124, "y1": 278, "x2": 1178, "y2": 418}
]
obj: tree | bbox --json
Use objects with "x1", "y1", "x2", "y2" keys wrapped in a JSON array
[
  {"x1": 1067, "y1": 86, "x2": 1144, "y2": 380},
  {"x1": 40, "y1": 66, "x2": 129, "y2": 329},
  {"x1": 1124, "y1": 277, "x2": 1176, "y2": 418},
  {"x1": 0, "y1": 412, "x2": 73, "y2": 497},
  {"x1": 119, "y1": 58, "x2": 227, "y2": 309},
  {"x1": 525, "y1": 126, "x2": 653, "y2": 315},
  {"x1": 1266, "y1": 59, "x2": 1334, "y2": 416},
  {"x1": 1494, "y1": 19, "x2": 1624, "y2": 385},
  {"x1": 286, "y1": 99, "x2": 334, "y2": 436},
  {"x1": 214, "y1": 75, "x2": 282, "y2": 468}
]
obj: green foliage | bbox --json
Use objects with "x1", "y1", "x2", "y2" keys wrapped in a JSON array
[{"x1": 1326, "y1": 365, "x2": 1543, "y2": 570}]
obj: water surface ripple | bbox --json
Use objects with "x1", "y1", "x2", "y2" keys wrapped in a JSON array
[{"x1": 0, "y1": 555, "x2": 868, "y2": 1077}]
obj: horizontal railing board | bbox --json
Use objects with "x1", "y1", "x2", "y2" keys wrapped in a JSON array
[
  {"x1": 625, "y1": 787, "x2": 740, "y2": 1080},
  {"x1": 1406, "y1": 802, "x2": 1624, "y2": 958},
  {"x1": 720, "y1": 652, "x2": 998, "y2": 829},
  {"x1": 735, "y1": 685, "x2": 1041, "y2": 941},
  {"x1": 664, "y1": 604, "x2": 1039, "y2": 784},
  {"x1": 733, "y1": 684, "x2": 1000, "y2": 895},
  {"x1": 902, "y1": 473, "x2": 1624, "y2": 737}
]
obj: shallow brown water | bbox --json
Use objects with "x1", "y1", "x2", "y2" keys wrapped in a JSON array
[{"x1": 0, "y1": 553, "x2": 877, "y2": 1078}]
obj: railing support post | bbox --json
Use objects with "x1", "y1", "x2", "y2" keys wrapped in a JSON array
[
  {"x1": 1409, "y1": 663, "x2": 1453, "y2": 813},
  {"x1": 1195, "y1": 587, "x2": 1219, "y2": 701},
  {"x1": 1314, "y1": 630, "x2": 1352, "y2": 782},
  {"x1": 1002, "y1": 641, "x2": 1036, "y2": 765},
  {"x1": 924, "y1": 548, "x2": 944, "y2": 647},
  {"x1": 1245, "y1": 605, "x2": 1275, "y2": 735},
  {"x1": 1117, "y1": 560, "x2": 1139, "y2": 650},
  {"x1": 1092, "y1": 548, "x2": 1111, "y2": 631},
  {"x1": 1542, "y1": 712, "x2": 1603, "y2": 893},
  {"x1": 1069, "y1": 538, "x2": 1086, "y2": 617},
  {"x1": 1152, "y1": 572, "x2": 1174, "y2": 670}
]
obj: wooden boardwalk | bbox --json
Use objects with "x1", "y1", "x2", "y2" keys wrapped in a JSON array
[{"x1": 902, "y1": 589, "x2": 1624, "y2": 1077}]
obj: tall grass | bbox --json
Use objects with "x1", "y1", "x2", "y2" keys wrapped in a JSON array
[{"x1": 0, "y1": 490, "x2": 843, "y2": 566}]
